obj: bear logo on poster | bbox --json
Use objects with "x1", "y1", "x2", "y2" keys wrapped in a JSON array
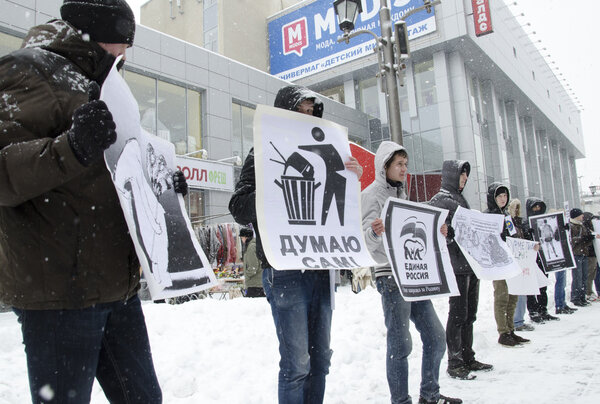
[{"x1": 400, "y1": 217, "x2": 428, "y2": 260}]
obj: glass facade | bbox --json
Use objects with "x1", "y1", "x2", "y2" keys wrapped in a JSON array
[
  {"x1": 0, "y1": 30, "x2": 21, "y2": 57},
  {"x1": 414, "y1": 59, "x2": 437, "y2": 107}
]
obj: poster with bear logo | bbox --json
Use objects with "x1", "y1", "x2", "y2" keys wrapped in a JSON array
[{"x1": 381, "y1": 198, "x2": 459, "y2": 301}]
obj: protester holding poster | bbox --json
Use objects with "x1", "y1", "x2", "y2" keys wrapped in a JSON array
[
  {"x1": 584, "y1": 213, "x2": 600, "y2": 299},
  {"x1": 569, "y1": 208, "x2": 600, "y2": 307},
  {"x1": 428, "y1": 160, "x2": 492, "y2": 380},
  {"x1": 229, "y1": 85, "x2": 363, "y2": 404},
  {"x1": 0, "y1": 1, "x2": 162, "y2": 403},
  {"x1": 523, "y1": 198, "x2": 560, "y2": 323},
  {"x1": 484, "y1": 183, "x2": 531, "y2": 347},
  {"x1": 361, "y1": 142, "x2": 461, "y2": 404},
  {"x1": 507, "y1": 199, "x2": 538, "y2": 332}
]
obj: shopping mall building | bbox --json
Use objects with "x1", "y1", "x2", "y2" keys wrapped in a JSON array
[{"x1": 1, "y1": 0, "x2": 584, "y2": 221}]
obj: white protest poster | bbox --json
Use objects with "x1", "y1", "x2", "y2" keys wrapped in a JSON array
[
  {"x1": 254, "y1": 104, "x2": 376, "y2": 270},
  {"x1": 505, "y1": 237, "x2": 548, "y2": 295},
  {"x1": 100, "y1": 59, "x2": 217, "y2": 299},
  {"x1": 381, "y1": 198, "x2": 459, "y2": 301},
  {"x1": 528, "y1": 212, "x2": 575, "y2": 272},
  {"x1": 451, "y1": 207, "x2": 521, "y2": 280},
  {"x1": 592, "y1": 219, "x2": 600, "y2": 258}
]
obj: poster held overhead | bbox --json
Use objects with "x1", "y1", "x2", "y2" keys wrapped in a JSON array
[
  {"x1": 254, "y1": 105, "x2": 376, "y2": 270},
  {"x1": 100, "y1": 57, "x2": 217, "y2": 300},
  {"x1": 381, "y1": 198, "x2": 459, "y2": 301}
]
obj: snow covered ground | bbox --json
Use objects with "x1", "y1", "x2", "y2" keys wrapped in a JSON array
[{"x1": 1, "y1": 277, "x2": 599, "y2": 404}]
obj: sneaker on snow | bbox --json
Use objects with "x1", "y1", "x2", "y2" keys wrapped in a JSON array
[
  {"x1": 511, "y1": 331, "x2": 530, "y2": 344},
  {"x1": 418, "y1": 394, "x2": 463, "y2": 404},
  {"x1": 447, "y1": 366, "x2": 476, "y2": 380},
  {"x1": 572, "y1": 300, "x2": 589, "y2": 307},
  {"x1": 530, "y1": 314, "x2": 546, "y2": 324},
  {"x1": 466, "y1": 360, "x2": 493, "y2": 371},
  {"x1": 498, "y1": 332, "x2": 522, "y2": 347},
  {"x1": 515, "y1": 323, "x2": 535, "y2": 331},
  {"x1": 555, "y1": 307, "x2": 573, "y2": 315},
  {"x1": 563, "y1": 304, "x2": 578, "y2": 313},
  {"x1": 541, "y1": 312, "x2": 560, "y2": 321}
]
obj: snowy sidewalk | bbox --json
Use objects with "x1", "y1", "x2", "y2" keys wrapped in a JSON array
[{"x1": 1, "y1": 281, "x2": 599, "y2": 403}]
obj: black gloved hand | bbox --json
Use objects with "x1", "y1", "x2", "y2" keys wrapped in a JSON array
[
  {"x1": 173, "y1": 170, "x2": 188, "y2": 197},
  {"x1": 447, "y1": 224, "x2": 455, "y2": 239},
  {"x1": 67, "y1": 82, "x2": 117, "y2": 167}
]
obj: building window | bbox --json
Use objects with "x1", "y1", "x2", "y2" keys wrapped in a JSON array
[
  {"x1": 532, "y1": 70, "x2": 536, "y2": 80},
  {"x1": 0, "y1": 30, "x2": 22, "y2": 58},
  {"x1": 186, "y1": 189, "x2": 205, "y2": 230},
  {"x1": 414, "y1": 59, "x2": 437, "y2": 107},
  {"x1": 232, "y1": 101, "x2": 255, "y2": 161},
  {"x1": 559, "y1": 104, "x2": 562, "y2": 112},
  {"x1": 320, "y1": 85, "x2": 345, "y2": 104},
  {"x1": 125, "y1": 70, "x2": 204, "y2": 155},
  {"x1": 513, "y1": 47, "x2": 517, "y2": 58},
  {"x1": 204, "y1": 1, "x2": 219, "y2": 51},
  {"x1": 358, "y1": 77, "x2": 380, "y2": 118},
  {"x1": 547, "y1": 89, "x2": 550, "y2": 98}
]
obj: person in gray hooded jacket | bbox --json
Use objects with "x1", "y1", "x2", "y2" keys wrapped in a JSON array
[
  {"x1": 429, "y1": 160, "x2": 492, "y2": 380},
  {"x1": 361, "y1": 142, "x2": 461, "y2": 404}
]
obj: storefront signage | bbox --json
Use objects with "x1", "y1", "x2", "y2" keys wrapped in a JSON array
[
  {"x1": 472, "y1": 0, "x2": 493, "y2": 37},
  {"x1": 269, "y1": 0, "x2": 437, "y2": 80},
  {"x1": 175, "y1": 156, "x2": 235, "y2": 192}
]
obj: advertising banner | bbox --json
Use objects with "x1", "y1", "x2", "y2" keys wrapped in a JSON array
[
  {"x1": 175, "y1": 156, "x2": 234, "y2": 192},
  {"x1": 269, "y1": 0, "x2": 437, "y2": 80},
  {"x1": 472, "y1": 0, "x2": 493, "y2": 37},
  {"x1": 254, "y1": 104, "x2": 376, "y2": 270},
  {"x1": 381, "y1": 198, "x2": 458, "y2": 301}
]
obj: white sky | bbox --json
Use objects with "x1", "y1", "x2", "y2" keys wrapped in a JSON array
[{"x1": 125, "y1": 0, "x2": 600, "y2": 193}]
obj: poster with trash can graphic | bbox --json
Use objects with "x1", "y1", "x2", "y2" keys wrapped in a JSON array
[
  {"x1": 381, "y1": 197, "x2": 459, "y2": 301},
  {"x1": 254, "y1": 105, "x2": 376, "y2": 270}
]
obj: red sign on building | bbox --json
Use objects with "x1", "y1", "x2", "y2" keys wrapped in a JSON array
[
  {"x1": 282, "y1": 17, "x2": 309, "y2": 56},
  {"x1": 472, "y1": 0, "x2": 493, "y2": 37}
]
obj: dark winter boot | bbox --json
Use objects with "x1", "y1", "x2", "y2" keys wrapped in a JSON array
[
  {"x1": 466, "y1": 359, "x2": 493, "y2": 371},
  {"x1": 498, "y1": 332, "x2": 522, "y2": 347},
  {"x1": 530, "y1": 313, "x2": 546, "y2": 324},
  {"x1": 447, "y1": 365, "x2": 476, "y2": 380},
  {"x1": 511, "y1": 331, "x2": 530, "y2": 344},
  {"x1": 541, "y1": 312, "x2": 560, "y2": 321},
  {"x1": 563, "y1": 304, "x2": 578, "y2": 313},
  {"x1": 418, "y1": 394, "x2": 463, "y2": 404}
]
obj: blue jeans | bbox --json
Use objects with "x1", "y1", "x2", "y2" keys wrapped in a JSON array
[
  {"x1": 13, "y1": 296, "x2": 161, "y2": 404},
  {"x1": 513, "y1": 295, "x2": 527, "y2": 327},
  {"x1": 376, "y1": 276, "x2": 446, "y2": 404},
  {"x1": 554, "y1": 270, "x2": 567, "y2": 309},
  {"x1": 571, "y1": 255, "x2": 588, "y2": 303},
  {"x1": 262, "y1": 268, "x2": 332, "y2": 404}
]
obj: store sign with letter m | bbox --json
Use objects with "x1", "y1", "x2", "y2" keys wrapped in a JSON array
[{"x1": 282, "y1": 17, "x2": 308, "y2": 56}]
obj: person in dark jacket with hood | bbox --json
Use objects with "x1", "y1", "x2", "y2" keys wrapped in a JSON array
[
  {"x1": 229, "y1": 84, "x2": 362, "y2": 403},
  {"x1": 485, "y1": 183, "x2": 530, "y2": 347},
  {"x1": 568, "y1": 208, "x2": 600, "y2": 307},
  {"x1": 428, "y1": 160, "x2": 492, "y2": 380},
  {"x1": 0, "y1": 1, "x2": 178, "y2": 402},
  {"x1": 522, "y1": 198, "x2": 560, "y2": 323}
]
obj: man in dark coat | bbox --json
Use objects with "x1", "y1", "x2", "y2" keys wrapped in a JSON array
[
  {"x1": 428, "y1": 160, "x2": 492, "y2": 380},
  {"x1": 229, "y1": 85, "x2": 362, "y2": 403},
  {"x1": 0, "y1": 1, "x2": 186, "y2": 402}
]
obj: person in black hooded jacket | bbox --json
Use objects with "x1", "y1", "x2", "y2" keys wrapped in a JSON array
[
  {"x1": 429, "y1": 160, "x2": 492, "y2": 380},
  {"x1": 229, "y1": 85, "x2": 362, "y2": 404},
  {"x1": 523, "y1": 197, "x2": 561, "y2": 322},
  {"x1": 485, "y1": 183, "x2": 531, "y2": 347}
]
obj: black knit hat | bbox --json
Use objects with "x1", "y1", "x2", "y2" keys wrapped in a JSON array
[
  {"x1": 239, "y1": 226, "x2": 254, "y2": 238},
  {"x1": 61, "y1": 0, "x2": 135, "y2": 46},
  {"x1": 570, "y1": 208, "x2": 584, "y2": 219}
]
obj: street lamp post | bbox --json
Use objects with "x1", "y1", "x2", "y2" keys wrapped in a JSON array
[{"x1": 333, "y1": 0, "x2": 441, "y2": 146}]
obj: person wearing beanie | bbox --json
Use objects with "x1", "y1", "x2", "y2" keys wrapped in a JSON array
[
  {"x1": 229, "y1": 84, "x2": 363, "y2": 403},
  {"x1": 569, "y1": 208, "x2": 600, "y2": 307},
  {"x1": 0, "y1": 1, "x2": 166, "y2": 402}
]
